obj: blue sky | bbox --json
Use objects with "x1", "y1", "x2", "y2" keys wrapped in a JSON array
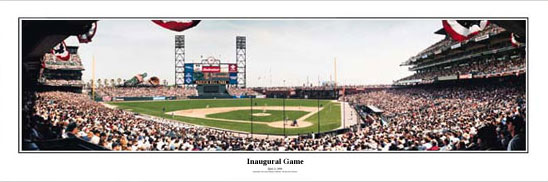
[{"x1": 65, "y1": 19, "x2": 444, "y2": 87}]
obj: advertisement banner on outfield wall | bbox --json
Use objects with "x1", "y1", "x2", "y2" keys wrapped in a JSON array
[
  {"x1": 229, "y1": 72, "x2": 238, "y2": 84},
  {"x1": 153, "y1": 96, "x2": 166, "y2": 100}
]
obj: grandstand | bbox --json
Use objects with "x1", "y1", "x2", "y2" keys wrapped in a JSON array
[
  {"x1": 396, "y1": 23, "x2": 525, "y2": 85},
  {"x1": 344, "y1": 20, "x2": 527, "y2": 151},
  {"x1": 38, "y1": 46, "x2": 85, "y2": 92},
  {"x1": 94, "y1": 86, "x2": 198, "y2": 101},
  {"x1": 227, "y1": 87, "x2": 260, "y2": 97}
]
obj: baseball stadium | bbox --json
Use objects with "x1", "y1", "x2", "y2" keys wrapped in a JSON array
[{"x1": 20, "y1": 19, "x2": 526, "y2": 152}]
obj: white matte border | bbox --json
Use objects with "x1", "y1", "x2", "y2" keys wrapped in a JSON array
[{"x1": 2, "y1": 1, "x2": 547, "y2": 181}]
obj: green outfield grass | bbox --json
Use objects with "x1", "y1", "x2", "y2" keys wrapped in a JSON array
[
  {"x1": 109, "y1": 98, "x2": 340, "y2": 135},
  {"x1": 206, "y1": 109, "x2": 309, "y2": 122}
]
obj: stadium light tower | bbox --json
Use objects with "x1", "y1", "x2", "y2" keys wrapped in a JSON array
[
  {"x1": 236, "y1": 36, "x2": 246, "y2": 88},
  {"x1": 175, "y1": 35, "x2": 185, "y2": 87}
]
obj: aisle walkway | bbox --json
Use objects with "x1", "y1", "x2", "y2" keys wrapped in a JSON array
[{"x1": 339, "y1": 101, "x2": 359, "y2": 129}]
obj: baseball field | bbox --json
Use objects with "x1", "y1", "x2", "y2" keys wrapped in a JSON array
[{"x1": 108, "y1": 98, "x2": 341, "y2": 135}]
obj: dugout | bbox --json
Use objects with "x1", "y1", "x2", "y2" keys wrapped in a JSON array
[
  {"x1": 354, "y1": 105, "x2": 386, "y2": 126},
  {"x1": 365, "y1": 105, "x2": 384, "y2": 114}
]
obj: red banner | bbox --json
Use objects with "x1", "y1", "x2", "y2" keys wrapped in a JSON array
[
  {"x1": 51, "y1": 41, "x2": 70, "y2": 61},
  {"x1": 78, "y1": 22, "x2": 97, "y2": 43},
  {"x1": 202, "y1": 66, "x2": 221, "y2": 73},
  {"x1": 151, "y1": 20, "x2": 200, "y2": 32},
  {"x1": 442, "y1": 20, "x2": 489, "y2": 42}
]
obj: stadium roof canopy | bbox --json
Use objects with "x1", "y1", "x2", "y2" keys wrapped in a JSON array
[
  {"x1": 22, "y1": 20, "x2": 96, "y2": 86},
  {"x1": 434, "y1": 28, "x2": 446, "y2": 35},
  {"x1": 22, "y1": 20, "x2": 96, "y2": 61}
]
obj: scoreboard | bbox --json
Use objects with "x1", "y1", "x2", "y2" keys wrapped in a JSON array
[{"x1": 184, "y1": 62, "x2": 238, "y2": 85}]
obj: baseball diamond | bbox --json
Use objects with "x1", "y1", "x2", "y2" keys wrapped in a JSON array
[{"x1": 109, "y1": 99, "x2": 342, "y2": 135}]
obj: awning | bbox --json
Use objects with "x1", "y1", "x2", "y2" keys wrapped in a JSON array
[{"x1": 367, "y1": 105, "x2": 384, "y2": 113}]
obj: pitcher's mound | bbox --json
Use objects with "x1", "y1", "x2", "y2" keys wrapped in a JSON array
[
  {"x1": 252, "y1": 113, "x2": 271, "y2": 117},
  {"x1": 267, "y1": 120, "x2": 312, "y2": 128}
]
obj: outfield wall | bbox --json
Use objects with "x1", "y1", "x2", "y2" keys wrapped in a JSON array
[
  {"x1": 97, "y1": 95, "x2": 258, "y2": 102},
  {"x1": 97, "y1": 96, "x2": 178, "y2": 102}
]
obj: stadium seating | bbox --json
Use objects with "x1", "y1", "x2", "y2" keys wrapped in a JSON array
[{"x1": 94, "y1": 86, "x2": 197, "y2": 98}]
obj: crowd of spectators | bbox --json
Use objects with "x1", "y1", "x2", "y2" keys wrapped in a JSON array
[
  {"x1": 23, "y1": 91, "x2": 369, "y2": 151},
  {"x1": 22, "y1": 80, "x2": 526, "y2": 151},
  {"x1": 39, "y1": 53, "x2": 85, "y2": 88},
  {"x1": 42, "y1": 53, "x2": 84, "y2": 70},
  {"x1": 39, "y1": 79, "x2": 85, "y2": 87},
  {"x1": 95, "y1": 86, "x2": 197, "y2": 98},
  {"x1": 337, "y1": 84, "x2": 392, "y2": 89},
  {"x1": 227, "y1": 87, "x2": 260, "y2": 96},
  {"x1": 343, "y1": 84, "x2": 526, "y2": 151}
]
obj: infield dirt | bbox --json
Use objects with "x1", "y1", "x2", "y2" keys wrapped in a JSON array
[{"x1": 166, "y1": 106, "x2": 318, "y2": 128}]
